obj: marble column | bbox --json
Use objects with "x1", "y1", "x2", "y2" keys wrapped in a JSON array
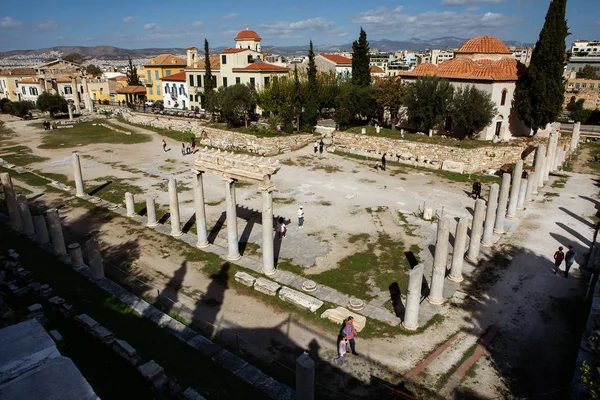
[
  {"x1": 543, "y1": 133, "x2": 555, "y2": 180},
  {"x1": 71, "y1": 78, "x2": 80, "y2": 113},
  {"x1": 46, "y1": 209, "x2": 66, "y2": 256},
  {"x1": 146, "y1": 197, "x2": 158, "y2": 227},
  {"x1": 428, "y1": 216, "x2": 451, "y2": 305},
  {"x1": 1, "y1": 173, "x2": 22, "y2": 230},
  {"x1": 482, "y1": 183, "x2": 499, "y2": 247},
  {"x1": 125, "y1": 192, "x2": 135, "y2": 217},
  {"x1": 466, "y1": 199, "x2": 486, "y2": 262},
  {"x1": 533, "y1": 144, "x2": 545, "y2": 179},
  {"x1": 506, "y1": 160, "x2": 523, "y2": 219},
  {"x1": 33, "y1": 215, "x2": 50, "y2": 245},
  {"x1": 68, "y1": 103, "x2": 73, "y2": 120},
  {"x1": 224, "y1": 178, "x2": 241, "y2": 260},
  {"x1": 296, "y1": 352, "x2": 315, "y2": 400},
  {"x1": 82, "y1": 77, "x2": 92, "y2": 112},
  {"x1": 448, "y1": 217, "x2": 468, "y2": 282},
  {"x1": 516, "y1": 178, "x2": 528, "y2": 210},
  {"x1": 16, "y1": 194, "x2": 35, "y2": 237},
  {"x1": 531, "y1": 170, "x2": 539, "y2": 195},
  {"x1": 168, "y1": 178, "x2": 183, "y2": 237},
  {"x1": 261, "y1": 180, "x2": 275, "y2": 275},
  {"x1": 402, "y1": 264, "x2": 425, "y2": 330},
  {"x1": 494, "y1": 173, "x2": 511, "y2": 234},
  {"x1": 68, "y1": 243, "x2": 84, "y2": 267},
  {"x1": 538, "y1": 155, "x2": 547, "y2": 188},
  {"x1": 193, "y1": 172, "x2": 209, "y2": 248},
  {"x1": 86, "y1": 237, "x2": 104, "y2": 280},
  {"x1": 72, "y1": 153, "x2": 85, "y2": 197},
  {"x1": 571, "y1": 122, "x2": 581, "y2": 151}
]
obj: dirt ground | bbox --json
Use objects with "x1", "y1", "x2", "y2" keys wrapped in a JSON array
[{"x1": 1, "y1": 114, "x2": 595, "y2": 399}]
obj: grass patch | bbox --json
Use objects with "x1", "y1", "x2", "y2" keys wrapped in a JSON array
[
  {"x1": 398, "y1": 212, "x2": 419, "y2": 237},
  {"x1": 436, "y1": 341, "x2": 479, "y2": 390},
  {"x1": 0, "y1": 166, "x2": 50, "y2": 187},
  {"x1": 87, "y1": 176, "x2": 143, "y2": 204},
  {"x1": 348, "y1": 233, "x2": 370, "y2": 244},
  {"x1": 276, "y1": 260, "x2": 306, "y2": 275},
  {"x1": 316, "y1": 200, "x2": 332, "y2": 206},
  {"x1": 273, "y1": 196, "x2": 295, "y2": 205},
  {"x1": 551, "y1": 176, "x2": 569, "y2": 189},
  {"x1": 544, "y1": 191, "x2": 560, "y2": 198},
  {"x1": 13, "y1": 185, "x2": 33, "y2": 195},
  {"x1": 37, "y1": 120, "x2": 151, "y2": 149},
  {"x1": 311, "y1": 164, "x2": 342, "y2": 174},
  {"x1": 0, "y1": 144, "x2": 50, "y2": 166},
  {"x1": 38, "y1": 171, "x2": 70, "y2": 185}
]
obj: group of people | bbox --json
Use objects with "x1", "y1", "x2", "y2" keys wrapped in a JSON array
[
  {"x1": 181, "y1": 138, "x2": 196, "y2": 155},
  {"x1": 374, "y1": 153, "x2": 387, "y2": 171},
  {"x1": 42, "y1": 121, "x2": 55, "y2": 131},
  {"x1": 313, "y1": 140, "x2": 325, "y2": 154},
  {"x1": 553, "y1": 245, "x2": 577, "y2": 278},
  {"x1": 277, "y1": 206, "x2": 305, "y2": 239},
  {"x1": 333, "y1": 316, "x2": 359, "y2": 365}
]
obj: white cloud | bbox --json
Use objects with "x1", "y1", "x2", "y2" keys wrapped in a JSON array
[
  {"x1": 442, "y1": 0, "x2": 503, "y2": 5},
  {"x1": 192, "y1": 20, "x2": 203, "y2": 28},
  {"x1": 37, "y1": 20, "x2": 59, "y2": 30},
  {"x1": 123, "y1": 16, "x2": 135, "y2": 23},
  {"x1": 144, "y1": 23, "x2": 159, "y2": 31},
  {"x1": 0, "y1": 16, "x2": 21, "y2": 28},
  {"x1": 352, "y1": 6, "x2": 520, "y2": 38},
  {"x1": 259, "y1": 17, "x2": 348, "y2": 39},
  {"x1": 222, "y1": 13, "x2": 238, "y2": 20}
]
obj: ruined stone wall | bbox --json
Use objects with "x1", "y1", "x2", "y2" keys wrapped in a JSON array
[{"x1": 114, "y1": 110, "x2": 314, "y2": 156}]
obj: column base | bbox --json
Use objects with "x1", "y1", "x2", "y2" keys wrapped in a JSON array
[
  {"x1": 465, "y1": 255, "x2": 478, "y2": 263},
  {"x1": 402, "y1": 321, "x2": 418, "y2": 331},
  {"x1": 480, "y1": 241, "x2": 493, "y2": 247},
  {"x1": 531, "y1": 190, "x2": 538, "y2": 195},
  {"x1": 505, "y1": 215, "x2": 516, "y2": 220},
  {"x1": 196, "y1": 241, "x2": 209, "y2": 249},
  {"x1": 171, "y1": 230, "x2": 183, "y2": 237},
  {"x1": 447, "y1": 275, "x2": 464, "y2": 283},
  {"x1": 493, "y1": 228, "x2": 504, "y2": 234},
  {"x1": 227, "y1": 254, "x2": 242, "y2": 261},
  {"x1": 427, "y1": 296, "x2": 444, "y2": 305},
  {"x1": 146, "y1": 222, "x2": 159, "y2": 227},
  {"x1": 516, "y1": 206, "x2": 525, "y2": 211},
  {"x1": 127, "y1": 213, "x2": 136, "y2": 218},
  {"x1": 262, "y1": 267, "x2": 276, "y2": 276}
]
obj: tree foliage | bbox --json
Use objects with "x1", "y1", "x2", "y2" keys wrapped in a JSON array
[
  {"x1": 85, "y1": 64, "x2": 102, "y2": 76},
  {"x1": 303, "y1": 40, "x2": 319, "y2": 129},
  {"x1": 204, "y1": 39, "x2": 213, "y2": 94},
  {"x1": 576, "y1": 65, "x2": 599, "y2": 79},
  {"x1": 36, "y1": 92, "x2": 67, "y2": 116},
  {"x1": 351, "y1": 28, "x2": 371, "y2": 87},
  {"x1": 566, "y1": 97, "x2": 588, "y2": 122},
  {"x1": 449, "y1": 85, "x2": 497, "y2": 138},
  {"x1": 212, "y1": 84, "x2": 257, "y2": 127},
  {"x1": 373, "y1": 77, "x2": 407, "y2": 126},
  {"x1": 63, "y1": 53, "x2": 85, "y2": 64},
  {"x1": 514, "y1": 0, "x2": 569, "y2": 132},
  {"x1": 2, "y1": 100, "x2": 34, "y2": 118},
  {"x1": 404, "y1": 76, "x2": 453, "y2": 132},
  {"x1": 258, "y1": 76, "x2": 295, "y2": 130},
  {"x1": 126, "y1": 57, "x2": 141, "y2": 86},
  {"x1": 334, "y1": 83, "x2": 375, "y2": 129}
]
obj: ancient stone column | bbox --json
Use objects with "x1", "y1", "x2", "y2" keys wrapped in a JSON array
[
  {"x1": 193, "y1": 172, "x2": 209, "y2": 248},
  {"x1": 543, "y1": 133, "x2": 555, "y2": 180},
  {"x1": 86, "y1": 237, "x2": 104, "y2": 280},
  {"x1": 506, "y1": 160, "x2": 523, "y2": 219},
  {"x1": 482, "y1": 184, "x2": 499, "y2": 247},
  {"x1": 531, "y1": 171, "x2": 539, "y2": 195},
  {"x1": 68, "y1": 104, "x2": 73, "y2": 120},
  {"x1": 168, "y1": 178, "x2": 183, "y2": 237},
  {"x1": 402, "y1": 264, "x2": 425, "y2": 330},
  {"x1": 296, "y1": 352, "x2": 315, "y2": 400},
  {"x1": 125, "y1": 192, "x2": 136, "y2": 217},
  {"x1": 533, "y1": 144, "x2": 545, "y2": 179},
  {"x1": 0, "y1": 173, "x2": 22, "y2": 230},
  {"x1": 68, "y1": 243, "x2": 84, "y2": 267},
  {"x1": 71, "y1": 78, "x2": 80, "y2": 113},
  {"x1": 516, "y1": 178, "x2": 528, "y2": 210},
  {"x1": 466, "y1": 199, "x2": 486, "y2": 262},
  {"x1": 16, "y1": 194, "x2": 35, "y2": 237},
  {"x1": 448, "y1": 217, "x2": 468, "y2": 282},
  {"x1": 46, "y1": 209, "x2": 66, "y2": 256},
  {"x1": 538, "y1": 155, "x2": 547, "y2": 188},
  {"x1": 33, "y1": 215, "x2": 50, "y2": 245},
  {"x1": 571, "y1": 122, "x2": 581, "y2": 151},
  {"x1": 494, "y1": 173, "x2": 511, "y2": 234},
  {"x1": 261, "y1": 182, "x2": 275, "y2": 275},
  {"x1": 146, "y1": 197, "x2": 158, "y2": 227},
  {"x1": 224, "y1": 178, "x2": 241, "y2": 260},
  {"x1": 428, "y1": 216, "x2": 451, "y2": 305},
  {"x1": 82, "y1": 77, "x2": 92, "y2": 112},
  {"x1": 72, "y1": 153, "x2": 85, "y2": 197}
]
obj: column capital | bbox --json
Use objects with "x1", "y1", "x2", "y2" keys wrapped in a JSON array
[
  {"x1": 192, "y1": 168, "x2": 205, "y2": 176},
  {"x1": 259, "y1": 184, "x2": 276, "y2": 193}
]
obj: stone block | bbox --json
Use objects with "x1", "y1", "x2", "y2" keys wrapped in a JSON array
[
  {"x1": 441, "y1": 160, "x2": 465, "y2": 174},
  {"x1": 138, "y1": 360, "x2": 164, "y2": 381},
  {"x1": 320, "y1": 307, "x2": 367, "y2": 332},
  {"x1": 182, "y1": 387, "x2": 206, "y2": 400},
  {"x1": 27, "y1": 303, "x2": 43, "y2": 313},
  {"x1": 301, "y1": 280, "x2": 317, "y2": 292},
  {"x1": 49, "y1": 329, "x2": 63, "y2": 343},
  {"x1": 92, "y1": 325, "x2": 115, "y2": 344},
  {"x1": 348, "y1": 297, "x2": 365, "y2": 311},
  {"x1": 253, "y1": 277, "x2": 281, "y2": 296},
  {"x1": 112, "y1": 339, "x2": 142, "y2": 366},
  {"x1": 48, "y1": 296, "x2": 65, "y2": 306},
  {"x1": 234, "y1": 271, "x2": 256, "y2": 287},
  {"x1": 278, "y1": 287, "x2": 323, "y2": 312},
  {"x1": 74, "y1": 314, "x2": 99, "y2": 331}
]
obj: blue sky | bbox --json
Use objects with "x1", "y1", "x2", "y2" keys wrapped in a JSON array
[{"x1": 0, "y1": 0, "x2": 598, "y2": 51}]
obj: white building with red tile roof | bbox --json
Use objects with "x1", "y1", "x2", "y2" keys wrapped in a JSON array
[
  {"x1": 315, "y1": 53, "x2": 353, "y2": 76},
  {"x1": 161, "y1": 71, "x2": 189, "y2": 109}
]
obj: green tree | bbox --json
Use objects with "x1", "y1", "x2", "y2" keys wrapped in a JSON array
[
  {"x1": 64, "y1": 53, "x2": 85, "y2": 64},
  {"x1": 214, "y1": 84, "x2": 257, "y2": 127},
  {"x1": 204, "y1": 39, "x2": 213, "y2": 94},
  {"x1": 449, "y1": 85, "x2": 497, "y2": 138},
  {"x1": 576, "y1": 65, "x2": 599, "y2": 79},
  {"x1": 351, "y1": 28, "x2": 371, "y2": 87},
  {"x1": 0, "y1": 98, "x2": 11, "y2": 113},
  {"x1": 404, "y1": 76, "x2": 453, "y2": 132},
  {"x1": 514, "y1": 0, "x2": 569, "y2": 132},
  {"x1": 373, "y1": 76, "x2": 406, "y2": 127},
  {"x1": 36, "y1": 92, "x2": 67, "y2": 117},
  {"x1": 293, "y1": 66, "x2": 304, "y2": 131},
  {"x1": 258, "y1": 76, "x2": 295, "y2": 131},
  {"x1": 334, "y1": 82, "x2": 376, "y2": 129},
  {"x1": 581, "y1": 331, "x2": 600, "y2": 400},
  {"x1": 7, "y1": 101, "x2": 34, "y2": 118},
  {"x1": 126, "y1": 57, "x2": 141, "y2": 86},
  {"x1": 85, "y1": 64, "x2": 102, "y2": 75},
  {"x1": 303, "y1": 40, "x2": 319, "y2": 129}
]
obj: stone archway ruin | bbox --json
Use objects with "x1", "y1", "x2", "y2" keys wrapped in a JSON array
[{"x1": 193, "y1": 148, "x2": 281, "y2": 275}]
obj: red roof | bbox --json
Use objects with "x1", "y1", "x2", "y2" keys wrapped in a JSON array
[
  {"x1": 370, "y1": 66, "x2": 384, "y2": 73},
  {"x1": 161, "y1": 71, "x2": 187, "y2": 82},
  {"x1": 116, "y1": 85, "x2": 146, "y2": 94},
  {"x1": 399, "y1": 56, "x2": 523, "y2": 81},
  {"x1": 115, "y1": 75, "x2": 128, "y2": 81},
  {"x1": 221, "y1": 48, "x2": 249, "y2": 54},
  {"x1": 235, "y1": 28, "x2": 261, "y2": 40},
  {"x1": 319, "y1": 53, "x2": 352, "y2": 65},
  {"x1": 455, "y1": 36, "x2": 512, "y2": 55},
  {"x1": 232, "y1": 62, "x2": 290, "y2": 72}
]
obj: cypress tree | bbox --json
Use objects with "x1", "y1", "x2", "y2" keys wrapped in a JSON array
[
  {"x1": 204, "y1": 39, "x2": 213, "y2": 93},
  {"x1": 126, "y1": 57, "x2": 141, "y2": 86},
  {"x1": 293, "y1": 65, "x2": 303, "y2": 131},
  {"x1": 351, "y1": 28, "x2": 371, "y2": 87},
  {"x1": 514, "y1": 0, "x2": 568, "y2": 132},
  {"x1": 304, "y1": 40, "x2": 318, "y2": 128}
]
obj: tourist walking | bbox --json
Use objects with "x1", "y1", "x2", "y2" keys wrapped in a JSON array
[
  {"x1": 381, "y1": 153, "x2": 387, "y2": 171},
  {"x1": 553, "y1": 246, "x2": 565, "y2": 274},
  {"x1": 341, "y1": 316, "x2": 359, "y2": 356},
  {"x1": 564, "y1": 245, "x2": 576, "y2": 278},
  {"x1": 319, "y1": 139, "x2": 324, "y2": 154},
  {"x1": 162, "y1": 139, "x2": 167, "y2": 153},
  {"x1": 185, "y1": 141, "x2": 191, "y2": 154},
  {"x1": 191, "y1": 138, "x2": 196, "y2": 153},
  {"x1": 472, "y1": 180, "x2": 482, "y2": 199},
  {"x1": 333, "y1": 333, "x2": 348, "y2": 365},
  {"x1": 181, "y1": 143, "x2": 186, "y2": 155},
  {"x1": 313, "y1": 140, "x2": 318, "y2": 154},
  {"x1": 298, "y1": 206, "x2": 304, "y2": 228},
  {"x1": 278, "y1": 217, "x2": 286, "y2": 239}
]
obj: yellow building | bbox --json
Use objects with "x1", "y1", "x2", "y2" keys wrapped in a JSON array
[
  {"x1": 0, "y1": 68, "x2": 37, "y2": 101},
  {"x1": 143, "y1": 54, "x2": 187, "y2": 101}
]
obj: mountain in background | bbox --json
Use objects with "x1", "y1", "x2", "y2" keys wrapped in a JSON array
[{"x1": 0, "y1": 37, "x2": 533, "y2": 61}]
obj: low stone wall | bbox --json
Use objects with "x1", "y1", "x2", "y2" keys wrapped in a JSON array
[
  {"x1": 114, "y1": 109, "x2": 313, "y2": 156},
  {"x1": 331, "y1": 131, "x2": 570, "y2": 173}
]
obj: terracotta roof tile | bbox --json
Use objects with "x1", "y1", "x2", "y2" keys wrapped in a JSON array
[
  {"x1": 455, "y1": 36, "x2": 512, "y2": 55},
  {"x1": 319, "y1": 53, "x2": 352, "y2": 65},
  {"x1": 436, "y1": 58, "x2": 479, "y2": 78},
  {"x1": 115, "y1": 75, "x2": 128, "y2": 81},
  {"x1": 399, "y1": 56, "x2": 522, "y2": 81},
  {"x1": 370, "y1": 66, "x2": 384, "y2": 73},
  {"x1": 145, "y1": 54, "x2": 187, "y2": 67},
  {"x1": 221, "y1": 48, "x2": 249, "y2": 54},
  {"x1": 116, "y1": 85, "x2": 146, "y2": 94},
  {"x1": 411, "y1": 63, "x2": 437, "y2": 75},
  {"x1": 0, "y1": 67, "x2": 36, "y2": 76},
  {"x1": 161, "y1": 71, "x2": 187, "y2": 82},
  {"x1": 17, "y1": 77, "x2": 39, "y2": 84},
  {"x1": 235, "y1": 29, "x2": 261, "y2": 40}
]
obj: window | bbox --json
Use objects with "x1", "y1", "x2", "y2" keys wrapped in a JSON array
[
  {"x1": 190, "y1": 95, "x2": 193, "y2": 102},
  {"x1": 264, "y1": 76, "x2": 269, "y2": 86},
  {"x1": 582, "y1": 83, "x2": 587, "y2": 89},
  {"x1": 149, "y1": 87, "x2": 153, "y2": 95},
  {"x1": 179, "y1": 85, "x2": 184, "y2": 95},
  {"x1": 157, "y1": 85, "x2": 161, "y2": 95},
  {"x1": 212, "y1": 76, "x2": 216, "y2": 88},
  {"x1": 182, "y1": 100, "x2": 186, "y2": 108},
  {"x1": 195, "y1": 95, "x2": 198, "y2": 102},
  {"x1": 591, "y1": 83, "x2": 595, "y2": 89},
  {"x1": 155, "y1": 70, "x2": 159, "y2": 80},
  {"x1": 221, "y1": 55, "x2": 227, "y2": 65},
  {"x1": 223, "y1": 77, "x2": 227, "y2": 88},
  {"x1": 575, "y1": 83, "x2": 580, "y2": 89},
  {"x1": 29, "y1": 87, "x2": 38, "y2": 96},
  {"x1": 147, "y1": 71, "x2": 152, "y2": 83},
  {"x1": 64, "y1": 86, "x2": 73, "y2": 94},
  {"x1": 500, "y1": 89, "x2": 507, "y2": 106},
  {"x1": 250, "y1": 77, "x2": 255, "y2": 87},
  {"x1": 21, "y1": 86, "x2": 25, "y2": 94},
  {"x1": 236, "y1": 77, "x2": 241, "y2": 84},
  {"x1": 165, "y1": 85, "x2": 169, "y2": 93},
  {"x1": 197, "y1": 75, "x2": 202, "y2": 87},
  {"x1": 166, "y1": 70, "x2": 171, "y2": 76},
  {"x1": 248, "y1": 55, "x2": 253, "y2": 63},
  {"x1": 189, "y1": 75, "x2": 194, "y2": 86}
]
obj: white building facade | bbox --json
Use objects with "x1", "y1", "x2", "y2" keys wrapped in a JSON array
[{"x1": 162, "y1": 71, "x2": 188, "y2": 109}]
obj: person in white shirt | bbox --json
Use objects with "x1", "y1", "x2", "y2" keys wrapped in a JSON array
[{"x1": 298, "y1": 206, "x2": 304, "y2": 228}]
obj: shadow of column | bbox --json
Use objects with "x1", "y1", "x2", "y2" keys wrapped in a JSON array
[
  {"x1": 389, "y1": 282, "x2": 404, "y2": 317},
  {"x1": 207, "y1": 212, "x2": 226, "y2": 244},
  {"x1": 193, "y1": 262, "x2": 230, "y2": 336},
  {"x1": 156, "y1": 260, "x2": 187, "y2": 315}
]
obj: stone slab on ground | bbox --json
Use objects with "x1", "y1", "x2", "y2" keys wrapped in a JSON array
[
  {"x1": 254, "y1": 277, "x2": 281, "y2": 296},
  {"x1": 211, "y1": 349, "x2": 248, "y2": 375},
  {"x1": 234, "y1": 271, "x2": 256, "y2": 287},
  {"x1": 186, "y1": 334, "x2": 222, "y2": 358},
  {"x1": 157, "y1": 314, "x2": 197, "y2": 342},
  {"x1": 278, "y1": 287, "x2": 323, "y2": 312},
  {"x1": 320, "y1": 307, "x2": 367, "y2": 332},
  {"x1": 74, "y1": 314, "x2": 99, "y2": 331},
  {"x1": 181, "y1": 387, "x2": 206, "y2": 400},
  {"x1": 91, "y1": 325, "x2": 115, "y2": 344},
  {"x1": 49, "y1": 329, "x2": 63, "y2": 343},
  {"x1": 138, "y1": 360, "x2": 164, "y2": 381}
]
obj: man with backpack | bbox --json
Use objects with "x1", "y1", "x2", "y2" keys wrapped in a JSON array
[{"x1": 341, "y1": 316, "x2": 359, "y2": 356}]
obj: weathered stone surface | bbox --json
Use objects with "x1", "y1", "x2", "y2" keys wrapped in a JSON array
[
  {"x1": 92, "y1": 325, "x2": 115, "y2": 344},
  {"x1": 182, "y1": 387, "x2": 206, "y2": 400},
  {"x1": 254, "y1": 278, "x2": 281, "y2": 296},
  {"x1": 48, "y1": 296, "x2": 65, "y2": 306},
  {"x1": 74, "y1": 314, "x2": 99, "y2": 331},
  {"x1": 348, "y1": 298, "x2": 365, "y2": 311},
  {"x1": 138, "y1": 360, "x2": 164, "y2": 381},
  {"x1": 301, "y1": 280, "x2": 317, "y2": 292},
  {"x1": 320, "y1": 307, "x2": 367, "y2": 332},
  {"x1": 234, "y1": 271, "x2": 256, "y2": 287},
  {"x1": 113, "y1": 339, "x2": 137, "y2": 357},
  {"x1": 49, "y1": 329, "x2": 63, "y2": 343},
  {"x1": 278, "y1": 287, "x2": 323, "y2": 312},
  {"x1": 441, "y1": 160, "x2": 465, "y2": 174},
  {"x1": 27, "y1": 304, "x2": 43, "y2": 313}
]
